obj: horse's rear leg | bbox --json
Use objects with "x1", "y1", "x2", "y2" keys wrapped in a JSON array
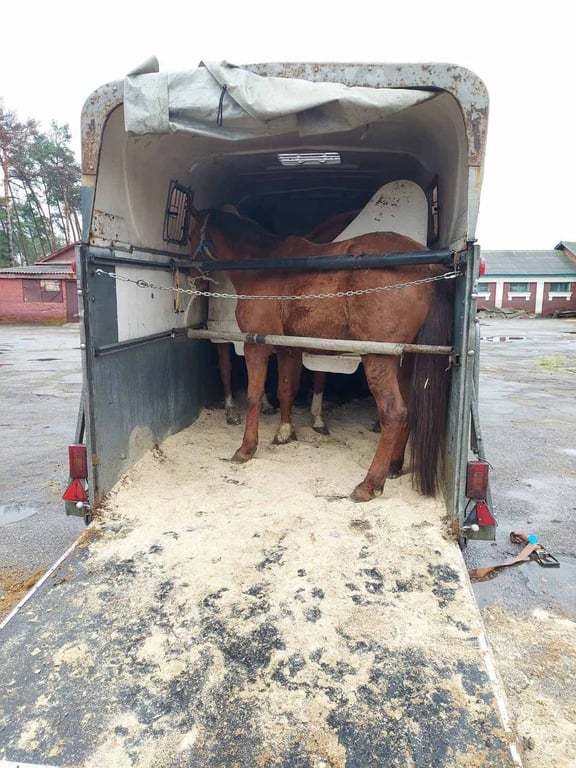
[
  {"x1": 261, "y1": 356, "x2": 278, "y2": 415},
  {"x1": 272, "y1": 349, "x2": 302, "y2": 445},
  {"x1": 217, "y1": 343, "x2": 241, "y2": 425},
  {"x1": 351, "y1": 355, "x2": 407, "y2": 502},
  {"x1": 310, "y1": 371, "x2": 329, "y2": 435},
  {"x1": 232, "y1": 344, "x2": 271, "y2": 462},
  {"x1": 388, "y1": 356, "x2": 414, "y2": 478}
]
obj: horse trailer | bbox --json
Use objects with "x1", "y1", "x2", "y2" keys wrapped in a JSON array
[{"x1": 0, "y1": 60, "x2": 526, "y2": 767}]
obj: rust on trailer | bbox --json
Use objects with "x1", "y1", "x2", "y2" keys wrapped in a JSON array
[{"x1": 81, "y1": 81, "x2": 123, "y2": 176}]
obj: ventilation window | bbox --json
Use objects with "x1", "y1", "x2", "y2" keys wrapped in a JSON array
[
  {"x1": 163, "y1": 180, "x2": 193, "y2": 245},
  {"x1": 277, "y1": 152, "x2": 341, "y2": 167}
]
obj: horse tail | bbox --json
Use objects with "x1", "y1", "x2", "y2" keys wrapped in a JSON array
[{"x1": 409, "y1": 275, "x2": 455, "y2": 496}]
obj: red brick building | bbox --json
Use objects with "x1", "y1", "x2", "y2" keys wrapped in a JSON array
[
  {"x1": 477, "y1": 244, "x2": 576, "y2": 316},
  {"x1": 0, "y1": 243, "x2": 79, "y2": 323}
]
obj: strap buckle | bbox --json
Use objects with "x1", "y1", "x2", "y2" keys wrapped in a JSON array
[
  {"x1": 510, "y1": 532, "x2": 560, "y2": 568},
  {"x1": 530, "y1": 549, "x2": 560, "y2": 568}
]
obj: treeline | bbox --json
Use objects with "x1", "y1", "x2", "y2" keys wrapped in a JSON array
[{"x1": 0, "y1": 100, "x2": 81, "y2": 267}]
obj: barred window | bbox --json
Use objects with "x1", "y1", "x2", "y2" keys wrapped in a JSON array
[{"x1": 23, "y1": 279, "x2": 63, "y2": 303}]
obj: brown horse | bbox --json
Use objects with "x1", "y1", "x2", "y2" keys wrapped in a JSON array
[{"x1": 190, "y1": 208, "x2": 453, "y2": 502}]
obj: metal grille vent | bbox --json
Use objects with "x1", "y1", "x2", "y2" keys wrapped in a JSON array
[{"x1": 163, "y1": 180, "x2": 193, "y2": 245}]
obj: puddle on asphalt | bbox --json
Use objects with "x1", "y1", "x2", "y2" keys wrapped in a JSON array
[
  {"x1": 481, "y1": 335, "x2": 529, "y2": 342},
  {"x1": 0, "y1": 503, "x2": 39, "y2": 525}
]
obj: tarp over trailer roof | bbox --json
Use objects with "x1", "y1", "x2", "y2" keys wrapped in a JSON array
[{"x1": 123, "y1": 60, "x2": 438, "y2": 139}]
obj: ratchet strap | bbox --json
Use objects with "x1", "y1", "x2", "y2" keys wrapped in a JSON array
[{"x1": 468, "y1": 532, "x2": 560, "y2": 581}]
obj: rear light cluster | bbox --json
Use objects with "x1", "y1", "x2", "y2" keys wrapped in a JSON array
[
  {"x1": 464, "y1": 460, "x2": 496, "y2": 530},
  {"x1": 62, "y1": 444, "x2": 89, "y2": 503},
  {"x1": 466, "y1": 461, "x2": 489, "y2": 499}
]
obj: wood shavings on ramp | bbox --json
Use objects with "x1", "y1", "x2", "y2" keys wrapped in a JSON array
[{"x1": 0, "y1": 401, "x2": 522, "y2": 767}]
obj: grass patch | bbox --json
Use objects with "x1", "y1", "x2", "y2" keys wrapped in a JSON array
[{"x1": 538, "y1": 355, "x2": 567, "y2": 370}]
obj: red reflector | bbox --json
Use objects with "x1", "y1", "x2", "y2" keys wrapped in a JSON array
[
  {"x1": 466, "y1": 460, "x2": 489, "y2": 499},
  {"x1": 63, "y1": 478, "x2": 88, "y2": 503},
  {"x1": 69, "y1": 444, "x2": 88, "y2": 479},
  {"x1": 479, "y1": 257, "x2": 486, "y2": 276},
  {"x1": 476, "y1": 500, "x2": 496, "y2": 527}
]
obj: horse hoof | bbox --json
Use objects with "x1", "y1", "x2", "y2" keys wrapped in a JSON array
[
  {"x1": 350, "y1": 483, "x2": 383, "y2": 502},
  {"x1": 312, "y1": 425, "x2": 330, "y2": 435},
  {"x1": 262, "y1": 405, "x2": 278, "y2": 416},
  {"x1": 231, "y1": 450, "x2": 253, "y2": 463},
  {"x1": 226, "y1": 412, "x2": 241, "y2": 426},
  {"x1": 370, "y1": 420, "x2": 381, "y2": 433},
  {"x1": 272, "y1": 432, "x2": 297, "y2": 445},
  {"x1": 388, "y1": 463, "x2": 403, "y2": 479},
  {"x1": 272, "y1": 424, "x2": 297, "y2": 445}
]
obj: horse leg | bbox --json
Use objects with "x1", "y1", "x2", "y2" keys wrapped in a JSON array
[
  {"x1": 261, "y1": 358, "x2": 278, "y2": 415},
  {"x1": 217, "y1": 343, "x2": 241, "y2": 425},
  {"x1": 351, "y1": 355, "x2": 407, "y2": 502},
  {"x1": 231, "y1": 344, "x2": 271, "y2": 462},
  {"x1": 388, "y1": 355, "x2": 414, "y2": 478},
  {"x1": 310, "y1": 371, "x2": 329, "y2": 435},
  {"x1": 272, "y1": 348, "x2": 301, "y2": 445}
]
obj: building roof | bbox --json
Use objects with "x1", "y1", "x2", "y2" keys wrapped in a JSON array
[
  {"x1": 482, "y1": 250, "x2": 576, "y2": 277},
  {"x1": 0, "y1": 263, "x2": 74, "y2": 277},
  {"x1": 36, "y1": 242, "x2": 79, "y2": 264},
  {"x1": 555, "y1": 241, "x2": 576, "y2": 257}
]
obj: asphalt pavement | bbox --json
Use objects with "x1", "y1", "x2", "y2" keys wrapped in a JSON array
[
  {"x1": 465, "y1": 315, "x2": 576, "y2": 620},
  {"x1": 0, "y1": 324, "x2": 85, "y2": 584}
]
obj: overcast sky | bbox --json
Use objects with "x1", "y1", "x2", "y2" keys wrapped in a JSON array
[{"x1": 2, "y1": 1, "x2": 573, "y2": 250}]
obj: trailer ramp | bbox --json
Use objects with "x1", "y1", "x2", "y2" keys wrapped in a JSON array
[{"x1": 0, "y1": 401, "x2": 521, "y2": 767}]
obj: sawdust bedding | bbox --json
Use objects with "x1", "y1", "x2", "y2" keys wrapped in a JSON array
[{"x1": 28, "y1": 400, "x2": 519, "y2": 767}]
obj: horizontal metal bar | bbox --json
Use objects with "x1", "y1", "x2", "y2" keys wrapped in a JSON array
[
  {"x1": 95, "y1": 328, "x2": 188, "y2": 356},
  {"x1": 191, "y1": 250, "x2": 454, "y2": 274},
  {"x1": 88, "y1": 252, "x2": 193, "y2": 271},
  {"x1": 187, "y1": 328, "x2": 453, "y2": 357}
]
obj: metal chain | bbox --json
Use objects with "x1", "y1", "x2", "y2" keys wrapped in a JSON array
[{"x1": 94, "y1": 267, "x2": 460, "y2": 301}]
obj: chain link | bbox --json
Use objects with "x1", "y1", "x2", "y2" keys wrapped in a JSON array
[{"x1": 94, "y1": 267, "x2": 460, "y2": 301}]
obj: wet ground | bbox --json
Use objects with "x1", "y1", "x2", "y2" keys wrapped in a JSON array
[
  {"x1": 0, "y1": 324, "x2": 85, "y2": 610},
  {"x1": 464, "y1": 315, "x2": 576, "y2": 620}
]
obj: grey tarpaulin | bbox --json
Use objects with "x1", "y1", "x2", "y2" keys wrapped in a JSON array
[{"x1": 123, "y1": 59, "x2": 438, "y2": 140}]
